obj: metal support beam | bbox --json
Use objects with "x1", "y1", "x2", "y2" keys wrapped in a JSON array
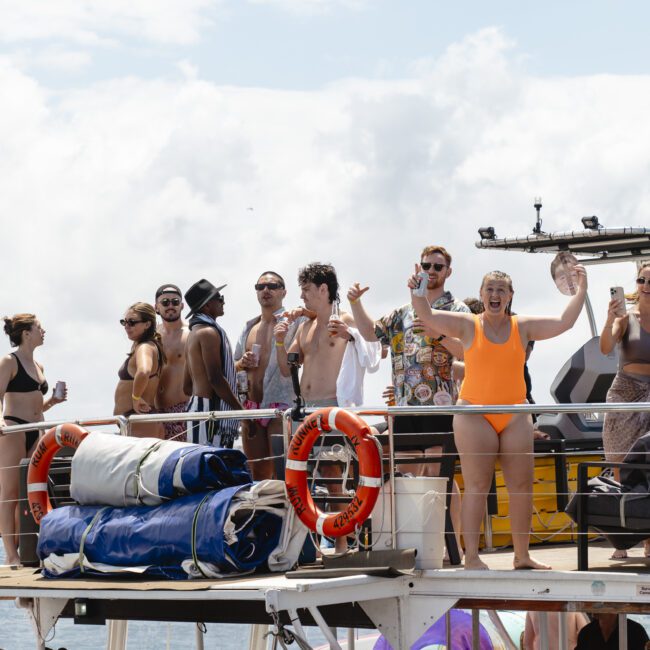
[{"x1": 17, "y1": 596, "x2": 68, "y2": 649}]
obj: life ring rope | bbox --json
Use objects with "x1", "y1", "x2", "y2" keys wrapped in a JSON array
[
  {"x1": 27, "y1": 423, "x2": 90, "y2": 525},
  {"x1": 285, "y1": 407, "x2": 382, "y2": 538}
]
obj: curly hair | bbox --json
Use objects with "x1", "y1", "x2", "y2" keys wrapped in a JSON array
[
  {"x1": 3, "y1": 314, "x2": 38, "y2": 347},
  {"x1": 298, "y1": 263, "x2": 339, "y2": 304}
]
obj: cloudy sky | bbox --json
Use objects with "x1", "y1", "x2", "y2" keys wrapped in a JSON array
[{"x1": 2, "y1": 0, "x2": 650, "y2": 421}]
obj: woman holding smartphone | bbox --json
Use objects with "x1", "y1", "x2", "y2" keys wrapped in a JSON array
[
  {"x1": 601, "y1": 262, "x2": 650, "y2": 460},
  {"x1": 600, "y1": 262, "x2": 650, "y2": 556}
]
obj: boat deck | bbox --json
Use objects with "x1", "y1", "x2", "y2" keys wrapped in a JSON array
[{"x1": 4, "y1": 541, "x2": 650, "y2": 649}]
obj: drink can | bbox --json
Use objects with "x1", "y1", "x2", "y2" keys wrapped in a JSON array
[
  {"x1": 54, "y1": 381, "x2": 66, "y2": 400},
  {"x1": 251, "y1": 344, "x2": 261, "y2": 367},
  {"x1": 236, "y1": 371, "x2": 248, "y2": 394},
  {"x1": 411, "y1": 271, "x2": 429, "y2": 297}
]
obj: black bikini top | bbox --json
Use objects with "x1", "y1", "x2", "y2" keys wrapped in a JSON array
[
  {"x1": 6, "y1": 353, "x2": 48, "y2": 395},
  {"x1": 117, "y1": 344, "x2": 162, "y2": 381}
]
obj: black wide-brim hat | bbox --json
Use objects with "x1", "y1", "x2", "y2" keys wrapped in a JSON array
[{"x1": 185, "y1": 279, "x2": 227, "y2": 316}]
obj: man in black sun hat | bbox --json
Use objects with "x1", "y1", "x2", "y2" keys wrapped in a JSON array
[{"x1": 183, "y1": 279, "x2": 242, "y2": 447}]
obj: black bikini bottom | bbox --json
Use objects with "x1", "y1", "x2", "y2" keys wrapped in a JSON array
[{"x1": 3, "y1": 416, "x2": 39, "y2": 455}]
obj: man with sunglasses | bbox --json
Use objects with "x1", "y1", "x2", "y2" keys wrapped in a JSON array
[
  {"x1": 154, "y1": 284, "x2": 190, "y2": 441},
  {"x1": 349, "y1": 245, "x2": 468, "y2": 420},
  {"x1": 234, "y1": 272, "x2": 299, "y2": 479}
]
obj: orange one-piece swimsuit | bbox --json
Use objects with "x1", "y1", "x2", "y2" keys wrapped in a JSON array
[{"x1": 458, "y1": 315, "x2": 527, "y2": 434}]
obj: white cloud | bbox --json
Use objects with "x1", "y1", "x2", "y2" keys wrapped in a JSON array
[
  {"x1": 0, "y1": 28, "x2": 648, "y2": 422},
  {"x1": 0, "y1": 0, "x2": 219, "y2": 46},
  {"x1": 247, "y1": 0, "x2": 368, "y2": 15}
]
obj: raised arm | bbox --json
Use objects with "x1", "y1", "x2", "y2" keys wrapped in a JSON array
[
  {"x1": 274, "y1": 320, "x2": 303, "y2": 377},
  {"x1": 599, "y1": 298, "x2": 628, "y2": 355},
  {"x1": 347, "y1": 283, "x2": 379, "y2": 342},
  {"x1": 408, "y1": 269, "x2": 474, "y2": 343},
  {"x1": 520, "y1": 265, "x2": 588, "y2": 341}
]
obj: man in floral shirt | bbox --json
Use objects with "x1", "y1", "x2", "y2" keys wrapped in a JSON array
[{"x1": 348, "y1": 245, "x2": 469, "y2": 432}]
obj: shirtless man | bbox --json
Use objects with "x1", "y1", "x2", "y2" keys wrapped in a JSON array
[
  {"x1": 234, "y1": 272, "x2": 298, "y2": 480},
  {"x1": 183, "y1": 279, "x2": 242, "y2": 448},
  {"x1": 275, "y1": 263, "x2": 358, "y2": 553},
  {"x1": 154, "y1": 284, "x2": 189, "y2": 441}
]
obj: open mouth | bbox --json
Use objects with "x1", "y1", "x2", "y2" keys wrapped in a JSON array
[{"x1": 488, "y1": 300, "x2": 501, "y2": 309}]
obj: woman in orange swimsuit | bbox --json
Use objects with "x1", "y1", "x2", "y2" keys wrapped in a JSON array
[{"x1": 410, "y1": 265, "x2": 587, "y2": 570}]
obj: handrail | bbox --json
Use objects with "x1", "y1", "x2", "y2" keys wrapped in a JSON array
[{"x1": 2, "y1": 401, "x2": 648, "y2": 436}]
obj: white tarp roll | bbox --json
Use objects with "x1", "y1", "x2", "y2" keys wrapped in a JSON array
[{"x1": 70, "y1": 432, "x2": 249, "y2": 507}]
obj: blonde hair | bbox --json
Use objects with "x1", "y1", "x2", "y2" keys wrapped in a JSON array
[{"x1": 628, "y1": 261, "x2": 650, "y2": 303}]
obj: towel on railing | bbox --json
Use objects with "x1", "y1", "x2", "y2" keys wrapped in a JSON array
[{"x1": 70, "y1": 432, "x2": 251, "y2": 507}]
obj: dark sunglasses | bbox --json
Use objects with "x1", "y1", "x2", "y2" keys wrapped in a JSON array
[
  {"x1": 214, "y1": 294, "x2": 225, "y2": 302},
  {"x1": 255, "y1": 282, "x2": 284, "y2": 291},
  {"x1": 120, "y1": 319, "x2": 144, "y2": 327},
  {"x1": 159, "y1": 298, "x2": 181, "y2": 307},
  {"x1": 636, "y1": 277, "x2": 650, "y2": 286},
  {"x1": 420, "y1": 262, "x2": 447, "y2": 272}
]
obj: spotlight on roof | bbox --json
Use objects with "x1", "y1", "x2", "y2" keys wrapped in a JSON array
[
  {"x1": 581, "y1": 215, "x2": 601, "y2": 230},
  {"x1": 478, "y1": 226, "x2": 496, "y2": 240}
]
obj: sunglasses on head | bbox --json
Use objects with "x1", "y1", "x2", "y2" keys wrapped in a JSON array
[
  {"x1": 420, "y1": 262, "x2": 447, "y2": 272},
  {"x1": 120, "y1": 319, "x2": 144, "y2": 327},
  {"x1": 636, "y1": 277, "x2": 650, "y2": 286},
  {"x1": 159, "y1": 298, "x2": 181, "y2": 307},
  {"x1": 255, "y1": 282, "x2": 284, "y2": 291}
]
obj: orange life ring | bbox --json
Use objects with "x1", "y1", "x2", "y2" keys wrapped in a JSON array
[
  {"x1": 285, "y1": 407, "x2": 382, "y2": 538},
  {"x1": 27, "y1": 423, "x2": 89, "y2": 525}
]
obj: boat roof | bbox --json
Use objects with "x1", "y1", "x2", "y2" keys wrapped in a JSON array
[{"x1": 475, "y1": 227, "x2": 650, "y2": 265}]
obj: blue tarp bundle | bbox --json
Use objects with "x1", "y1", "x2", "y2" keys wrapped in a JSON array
[{"x1": 38, "y1": 484, "x2": 283, "y2": 579}]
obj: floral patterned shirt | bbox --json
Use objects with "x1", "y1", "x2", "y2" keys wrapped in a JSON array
[{"x1": 374, "y1": 292, "x2": 470, "y2": 406}]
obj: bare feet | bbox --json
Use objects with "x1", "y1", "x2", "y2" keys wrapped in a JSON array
[
  {"x1": 610, "y1": 548, "x2": 628, "y2": 560},
  {"x1": 513, "y1": 555, "x2": 551, "y2": 570},
  {"x1": 464, "y1": 556, "x2": 489, "y2": 570}
]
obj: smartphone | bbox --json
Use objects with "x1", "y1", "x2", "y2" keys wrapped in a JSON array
[{"x1": 610, "y1": 286, "x2": 626, "y2": 316}]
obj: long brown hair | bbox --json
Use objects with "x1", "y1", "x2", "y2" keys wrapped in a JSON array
[
  {"x1": 3, "y1": 313, "x2": 37, "y2": 347},
  {"x1": 127, "y1": 302, "x2": 166, "y2": 368}
]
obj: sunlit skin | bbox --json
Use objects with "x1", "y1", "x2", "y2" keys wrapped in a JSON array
[
  {"x1": 410, "y1": 264, "x2": 588, "y2": 570},
  {"x1": 0, "y1": 319, "x2": 66, "y2": 565},
  {"x1": 599, "y1": 263, "x2": 650, "y2": 559},
  {"x1": 275, "y1": 278, "x2": 354, "y2": 554},
  {"x1": 236, "y1": 273, "x2": 287, "y2": 480},
  {"x1": 114, "y1": 309, "x2": 164, "y2": 439},
  {"x1": 155, "y1": 293, "x2": 189, "y2": 411}
]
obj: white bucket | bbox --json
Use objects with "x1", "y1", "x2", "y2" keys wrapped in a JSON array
[{"x1": 370, "y1": 476, "x2": 447, "y2": 569}]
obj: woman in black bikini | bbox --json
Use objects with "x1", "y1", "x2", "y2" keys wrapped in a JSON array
[
  {"x1": 114, "y1": 302, "x2": 166, "y2": 438},
  {"x1": 0, "y1": 314, "x2": 67, "y2": 565}
]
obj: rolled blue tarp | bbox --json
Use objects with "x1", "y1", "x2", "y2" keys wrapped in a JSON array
[
  {"x1": 70, "y1": 433, "x2": 251, "y2": 506},
  {"x1": 38, "y1": 484, "x2": 284, "y2": 579}
]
